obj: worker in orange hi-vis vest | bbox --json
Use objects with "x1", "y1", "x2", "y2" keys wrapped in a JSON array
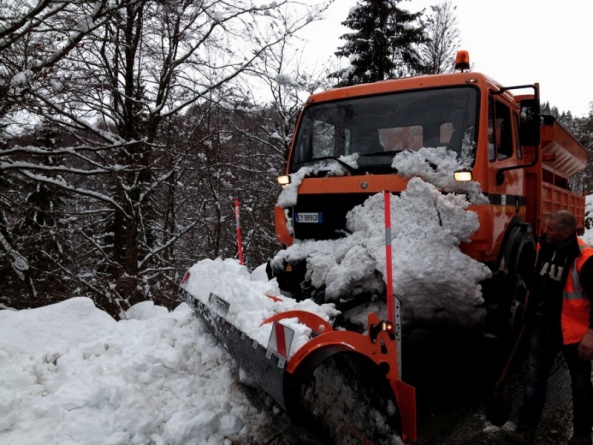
[{"x1": 506, "y1": 210, "x2": 593, "y2": 445}]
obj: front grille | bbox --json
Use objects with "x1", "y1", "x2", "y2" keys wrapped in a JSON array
[{"x1": 290, "y1": 193, "x2": 371, "y2": 241}]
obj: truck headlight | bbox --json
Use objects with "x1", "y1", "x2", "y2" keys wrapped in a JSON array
[
  {"x1": 277, "y1": 175, "x2": 291, "y2": 186},
  {"x1": 453, "y1": 169, "x2": 472, "y2": 182}
]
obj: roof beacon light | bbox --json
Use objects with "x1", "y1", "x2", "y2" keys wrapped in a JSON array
[{"x1": 455, "y1": 50, "x2": 470, "y2": 72}]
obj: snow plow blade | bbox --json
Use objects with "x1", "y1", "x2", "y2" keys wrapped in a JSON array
[
  {"x1": 180, "y1": 265, "x2": 417, "y2": 444},
  {"x1": 182, "y1": 290, "x2": 289, "y2": 411}
]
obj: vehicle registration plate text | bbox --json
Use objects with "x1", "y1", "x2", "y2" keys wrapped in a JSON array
[{"x1": 295, "y1": 212, "x2": 323, "y2": 224}]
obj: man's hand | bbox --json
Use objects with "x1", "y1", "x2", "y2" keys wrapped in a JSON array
[{"x1": 578, "y1": 329, "x2": 593, "y2": 361}]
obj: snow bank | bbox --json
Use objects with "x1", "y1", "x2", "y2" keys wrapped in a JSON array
[{"x1": 0, "y1": 298, "x2": 268, "y2": 445}]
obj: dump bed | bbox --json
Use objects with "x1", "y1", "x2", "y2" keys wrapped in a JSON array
[
  {"x1": 535, "y1": 115, "x2": 587, "y2": 233},
  {"x1": 540, "y1": 115, "x2": 587, "y2": 179}
]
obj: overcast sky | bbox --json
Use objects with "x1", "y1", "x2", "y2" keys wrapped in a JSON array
[{"x1": 302, "y1": 0, "x2": 593, "y2": 118}]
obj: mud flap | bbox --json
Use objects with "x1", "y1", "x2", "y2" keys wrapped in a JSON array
[{"x1": 182, "y1": 290, "x2": 289, "y2": 411}]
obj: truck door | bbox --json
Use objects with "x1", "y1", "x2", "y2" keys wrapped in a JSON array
[{"x1": 487, "y1": 97, "x2": 526, "y2": 255}]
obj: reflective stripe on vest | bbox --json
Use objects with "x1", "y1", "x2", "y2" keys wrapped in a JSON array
[{"x1": 561, "y1": 238, "x2": 593, "y2": 344}]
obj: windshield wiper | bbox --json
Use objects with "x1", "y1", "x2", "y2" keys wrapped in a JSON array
[{"x1": 297, "y1": 156, "x2": 358, "y2": 173}]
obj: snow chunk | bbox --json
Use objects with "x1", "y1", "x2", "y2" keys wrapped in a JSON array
[
  {"x1": 277, "y1": 154, "x2": 359, "y2": 207},
  {"x1": 392, "y1": 146, "x2": 488, "y2": 204},
  {"x1": 125, "y1": 301, "x2": 169, "y2": 320},
  {"x1": 10, "y1": 71, "x2": 32, "y2": 86},
  {"x1": 275, "y1": 74, "x2": 298, "y2": 87}
]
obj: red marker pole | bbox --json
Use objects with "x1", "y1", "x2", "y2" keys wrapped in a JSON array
[
  {"x1": 234, "y1": 199, "x2": 244, "y2": 265},
  {"x1": 384, "y1": 191, "x2": 402, "y2": 377},
  {"x1": 384, "y1": 191, "x2": 395, "y2": 323}
]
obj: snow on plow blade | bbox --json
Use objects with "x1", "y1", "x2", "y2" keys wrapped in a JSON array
[{"x1": 182, "y1": 289, "x2": 290, "y2": 411}]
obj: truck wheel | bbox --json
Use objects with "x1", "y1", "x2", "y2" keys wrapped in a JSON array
[
  {"x1": 295, "y1": 352, "x2": 402, "y2": 444},
  {"x1": 509, "y1": 278, "x2": 528, "y2": 333}
]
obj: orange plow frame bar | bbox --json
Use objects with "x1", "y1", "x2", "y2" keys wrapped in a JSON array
[{"x1": 262, "y1": 310, "x2": 417, "y2": 443}]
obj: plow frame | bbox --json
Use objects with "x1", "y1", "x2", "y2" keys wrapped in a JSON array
[{"x1": 263, "y1": 310, "x2": 417, "y2": 443}]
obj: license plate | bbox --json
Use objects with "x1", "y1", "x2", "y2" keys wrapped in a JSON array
[{"x1": 295, "y1": 212, "x2": 323, "y2": 224}]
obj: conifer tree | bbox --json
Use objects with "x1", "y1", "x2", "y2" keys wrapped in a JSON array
[{"x1": 330, "y1": 0, "x2": 426, "y2": 86}]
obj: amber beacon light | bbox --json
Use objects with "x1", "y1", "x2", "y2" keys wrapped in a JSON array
[{"x1": 455, "y1": 50, "x2": 470, "y2": 72}]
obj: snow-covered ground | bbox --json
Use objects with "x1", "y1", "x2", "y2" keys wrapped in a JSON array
[
  {"x1": 1, "y1": 186, "x2": 591, "y2": 444},
  {"x1": 0, "y1": 297, "x2": 284, "y2": 445}
]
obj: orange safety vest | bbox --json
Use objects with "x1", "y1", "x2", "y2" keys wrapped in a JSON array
[{"x1": 561, "y1": 238, "x2": 593, "y2": 345}]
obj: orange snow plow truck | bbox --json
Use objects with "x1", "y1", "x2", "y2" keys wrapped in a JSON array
[{"x1": 181, "y1": 52, "x2": 588, "y2": 444}]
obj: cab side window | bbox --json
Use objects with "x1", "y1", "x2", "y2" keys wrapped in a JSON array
[
  {"x1": 488, "y1": 99, "x2": 514, "y2": 161},
  {"x1": 513, "y1": 112, "x2": 523, "y2": 159}
]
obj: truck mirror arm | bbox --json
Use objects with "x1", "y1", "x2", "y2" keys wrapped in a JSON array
[{"x1": 496, "y1": 145, "x2": 540, "y2": 186}]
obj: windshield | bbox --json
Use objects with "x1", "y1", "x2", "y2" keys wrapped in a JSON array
[{"x1": 290, "y1": 86, "x2": 479, "y2": 173}]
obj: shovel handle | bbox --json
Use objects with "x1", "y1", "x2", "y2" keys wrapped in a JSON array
[
  {"x1": 496, "y1": 322, "x2": 528, "y2": 387},
  {"x1": 496, "y1": 290, "x2": 532, "y2": 386}
]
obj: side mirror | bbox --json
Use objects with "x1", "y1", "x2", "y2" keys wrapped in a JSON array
[{"x1": 519, "y1": 98, "x2": 540, "y2": 147}]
